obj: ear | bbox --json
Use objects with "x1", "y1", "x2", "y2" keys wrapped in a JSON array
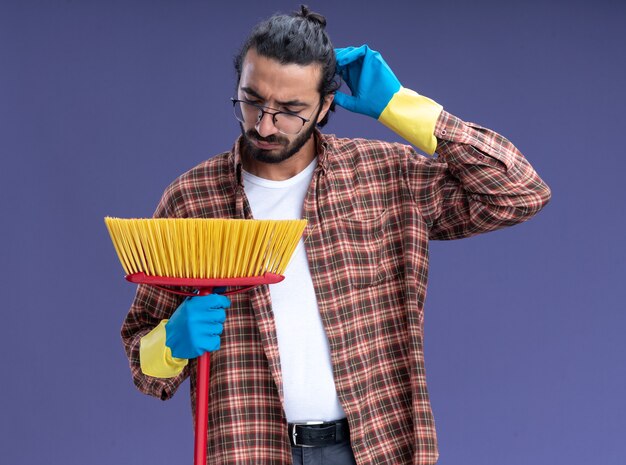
[{"x1": 316, "y1": 94, "x2": 335, "y2": 124}]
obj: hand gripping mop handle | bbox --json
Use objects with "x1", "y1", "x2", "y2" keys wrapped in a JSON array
[
  {"x1": 126, "y1": 272, "x2": 284, "y2": 465},
  {"x1": 194, "y1": 286, "x2": 214, "y2": 465}
]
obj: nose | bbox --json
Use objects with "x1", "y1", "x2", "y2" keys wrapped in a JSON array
[{"x1": 255, "y1": 111, "x2": 279, "y2": 137}]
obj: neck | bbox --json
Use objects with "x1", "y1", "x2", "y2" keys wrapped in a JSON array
[{"x1": 241, "y1": 134, "x2": 318, "y2": 181}]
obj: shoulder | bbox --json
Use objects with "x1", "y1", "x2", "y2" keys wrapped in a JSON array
[
  {"x1": 156, "y1": 150, "x2": 236, "y2": 218},
  {"x1": 323, "y1": 133, "x2": 408, "y2": 153},
  {"x1": 172, "y1": 151, "x2": 232, "y2": 187},
  {"x1": 321, "y1": 133, "x2": 423, "y2": 170}
]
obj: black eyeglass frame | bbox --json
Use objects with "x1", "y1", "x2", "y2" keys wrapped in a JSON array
[{"x1": 230, "y1": 98, "x2": 318, "y2": 135}]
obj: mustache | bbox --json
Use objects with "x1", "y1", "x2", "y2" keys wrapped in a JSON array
[{"x1": 245, "y1": 129, "x2": 287, "y2": 145}]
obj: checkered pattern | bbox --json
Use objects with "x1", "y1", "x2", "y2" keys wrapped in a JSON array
[{"x1": 121, "y1": 110, "x2": 550, "y2": 464}]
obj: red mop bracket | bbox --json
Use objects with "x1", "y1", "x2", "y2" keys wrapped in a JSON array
[{"x1": 125, "y1": 271, "x2": 285, "y2": 288}]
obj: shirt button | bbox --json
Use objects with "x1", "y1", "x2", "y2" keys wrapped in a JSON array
[{"x1": 440, "y1": 129, "x2": 447, "y2": 136}]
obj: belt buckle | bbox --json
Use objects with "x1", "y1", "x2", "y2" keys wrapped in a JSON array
[{"x1": 291, "y1": 420, "x2": 324, "y2": 448}]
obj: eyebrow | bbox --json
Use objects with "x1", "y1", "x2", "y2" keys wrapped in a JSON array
[{"x1": 241, "y1": 86, "x2": 308, "y2": 108}]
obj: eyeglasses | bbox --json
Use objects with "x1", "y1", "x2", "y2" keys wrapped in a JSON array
[{"x1": 231, "y1": 98, "x2": 318, "y2": 135}]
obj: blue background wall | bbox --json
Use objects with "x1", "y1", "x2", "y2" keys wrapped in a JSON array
[{"x1": 1, "y1": 1, "x2": 624, "y2": 464}]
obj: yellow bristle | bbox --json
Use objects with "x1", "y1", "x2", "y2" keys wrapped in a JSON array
[{"x1": 104, "y1": 217, "x2": 307, "y2": 279}]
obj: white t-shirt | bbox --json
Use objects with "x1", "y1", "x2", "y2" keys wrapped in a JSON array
[{"x1": 242, "y1": 159, "x2": 345, "y2": 422}]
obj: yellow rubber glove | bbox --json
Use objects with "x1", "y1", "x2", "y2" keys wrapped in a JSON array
[{"x1": 140, "y1": 321, "x2": 188, "y2": 378}]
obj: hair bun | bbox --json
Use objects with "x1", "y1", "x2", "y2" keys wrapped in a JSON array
[{"x1": 296, "y1": 4, "x2": 327, "y2": 28}]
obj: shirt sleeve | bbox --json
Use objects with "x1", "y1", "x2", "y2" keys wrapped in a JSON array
[
  {"x1": 119, "y1": 187, "x2": 190, "y2": 400},
  {"x1": 121, "y1": 284, "x2": 189, "y2": 400},
  {"x1": 403, "y1": 110, "x2": 551, "y2": 240}
]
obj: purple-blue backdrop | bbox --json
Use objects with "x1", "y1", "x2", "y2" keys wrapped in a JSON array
[{"x1": 2, "y1": 1, "x2": 624, "y2": 464}]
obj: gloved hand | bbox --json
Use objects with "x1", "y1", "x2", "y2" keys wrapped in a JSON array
[
  {"x1": 334, "y1": 44, "x2": 443, "y2": 155},
  {"x1": 334, "y1": 45, "x2": 401, "y2": 119},
  {"x1": 165, "y1": 294, "x2": 231, "y2": 359}
]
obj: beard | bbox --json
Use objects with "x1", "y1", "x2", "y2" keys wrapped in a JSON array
[{"x1": 239, "y1": 109, "x2": 320, "y2": 165}]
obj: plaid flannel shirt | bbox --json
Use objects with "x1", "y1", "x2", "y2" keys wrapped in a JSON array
[{"x1": 121, "y1": 110, "x2": 550, "y2": 465}]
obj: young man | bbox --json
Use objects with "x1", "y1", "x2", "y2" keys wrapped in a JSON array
[{"x1": 121, "y1": 6, "x2": 550, "y2": 465}]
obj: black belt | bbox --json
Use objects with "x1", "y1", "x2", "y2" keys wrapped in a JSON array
[{"x1": 288, "y1": 419, "x2": 350, "y2": 448}]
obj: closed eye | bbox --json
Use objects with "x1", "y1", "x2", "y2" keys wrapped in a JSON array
[
  {"x1": 244, "y1": 99, "x2": 302, "y2": 115},
  {"x1": 281, "y1": 107, "x2": 302, "y2": 115},
  {"x1": 243, "y1": 98, "x2": 263, "y2": 106}
]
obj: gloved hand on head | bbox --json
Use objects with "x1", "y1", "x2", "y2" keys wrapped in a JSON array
[
  {"x1": 334, "y1": 45, "x2": 443, "y2": 155},
  {"x1": 334, "y1": 45, "x2": 402, "y2": 119}
]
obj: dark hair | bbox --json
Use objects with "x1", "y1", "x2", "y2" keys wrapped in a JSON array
[{"x1": 234, "y1": 5, "x2": 339, "y2": 127}]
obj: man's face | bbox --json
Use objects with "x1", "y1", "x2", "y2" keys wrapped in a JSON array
[{"x1": 237, "y1": 48, "x2": 333, "y2": 164}]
